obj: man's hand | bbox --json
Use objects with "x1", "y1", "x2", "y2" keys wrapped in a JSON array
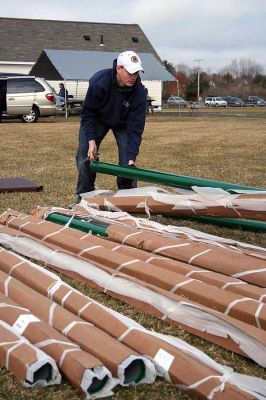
[
  {"x1": 87, "y1": 140, "x2": 98, "y2": 160},
  {"x1": 128, "y1": 160, "x2": 135, "y2": 166}
]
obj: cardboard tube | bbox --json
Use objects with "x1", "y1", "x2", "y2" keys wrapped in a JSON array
[
  {"x1": 0, "y1": 319, "x2": 60, "y2": 387},
  {"x1": 0, "y1": 293, "x2": 116, "y2": 398},
  {"x1": 0, "y1": 269, "x2": 155, "y2": 386}
]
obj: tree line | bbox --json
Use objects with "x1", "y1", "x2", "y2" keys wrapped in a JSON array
[{"x1": 163, "y1": 58, "x2": 266, "y2": 101}]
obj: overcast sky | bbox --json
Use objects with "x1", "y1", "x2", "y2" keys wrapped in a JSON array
[{"x1": 2, "y1": 0, "x2": 266, "y2": 72}]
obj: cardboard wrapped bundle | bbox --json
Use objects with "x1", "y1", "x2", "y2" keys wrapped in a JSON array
[
  {"x1": 0, "y1": 268, "x2": 156, "y2": 387},
  {"x1": 2, "y1": 210, "x2": 265, "y2": 289},
  {"x1": 0, "y1": 250, "x2": 265, "y2": 400},
  {"x1": 0, "y1": 295, "x2": 117, "y2": 398},
  {"x1": 33, "y1": 204, "x2": 266, "y2": 260},
  {"x1": 81, "y1": 190, "x2": 266, "y2": 221},
  {"x1": 1, "y1": 212, "x2": 266, "y2": 329},
  {"x1": 2, "y1": 225, "x2": 266, "y2": 368},
  {"x1": 2, "y1": 212, "x2": 266, "y2": 304},
  {"x1": 0, "y1": 319, "x2": 60, "y2": 387}
]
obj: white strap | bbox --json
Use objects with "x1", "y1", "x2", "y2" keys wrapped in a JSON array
[
  {"x1": 188, "y1": 249, "x2": 212, "y2": 264},
  {"x1": 186, "y1": 270, "x2": 211, "y2": 277},
  {"x1": 77, "y1": 301, "x2": 93, "y2": 317},
  {"x1": 47, "y1": 280, "x2": 63, "y2": 299},
  {"x1": 18, "y1": 221, "x2": 31, "y2": 230},
  {"x1": 35, "y1": 338, "x2": 79, "y2": 349},
  {"x1": 111, "y1": 245, "x2": 124, "y2": 251},
  {"x1": 232, "y1": 267, "x2": 266, "y2": 279},
  {"x1": 59, "y1": 348, "x2": 80, "y2": 368},
  {"x1": 116, "y1": 259, "x2": 139, "y2": 272},
  {"x1": 171, "y1": 278, "x2": 195, "y2": 293},
  {"x1": 4, "y1": 276, "x2": 12, "y2": 297},
  {"x1": 48, "y1": 303, "x2": 57, "y2": 326},
  {"x1": 61, "y1": 289, "x2": 74, "y2": 307},
  {"x1": 222, "y1": 281, "x2": 246, "y2": 289},
  {"x1": 121, "y1": 231, "x2": 142, "y2": 244},
  {"x1": 224, "y1": 297, "x2": 257, "y2": 316},
  {"x1": 78, "y1": 245, "x2": 102, "y2": 256},
  {"x1": 62, "y1": 321, "x2": 92, "y2": 336},
  {"x1": 255, "y1": 303, "x2": 264, "y2": 329},
  {"x1": 8, "y1": 260, "x2": 26, "y2": 276},
  {"x1": 259, "y1": 294, "x2": 266, "y2": 303},
  {"x1": 145, "y1": 256, "x2": 163, "y2": 263},
  {"x1": 5, "y1": 342, "x2": 23, "y2": 370},
  {"x1": 42, "y1": 224, "x2": 68, "y2": 242},
  {"x1": 153, "y1": 243, "x2": 190, "y2": 254}
]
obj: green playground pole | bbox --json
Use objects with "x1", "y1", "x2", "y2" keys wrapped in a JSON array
[
  {"x1": 46, "y1": 212, "x2": 266, "y2": 235},
  {"x1": 89, "y1": 161, "x2": 264, "y2": 192},
  {"x1": 46, "y1": 213, "x2": 108, "y2": 236}
]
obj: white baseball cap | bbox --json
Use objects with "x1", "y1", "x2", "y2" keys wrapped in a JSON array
[{"x1": 117, "y1": 51, "x2": 144, "y2": 74}]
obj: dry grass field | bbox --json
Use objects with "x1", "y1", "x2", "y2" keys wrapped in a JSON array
[{"x1": 0, "y1": 111, "x2": 266, "y2": 399}]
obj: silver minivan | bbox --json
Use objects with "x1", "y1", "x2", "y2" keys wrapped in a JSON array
[{"x1": 0, "y1": 76, "x2": 56, "y2": 122}]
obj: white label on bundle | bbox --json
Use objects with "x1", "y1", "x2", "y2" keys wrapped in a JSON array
[
  {"x1": 154, "y1": 348, "x2": 174, "y2": 371},
  {"x1": 12, "y1": 314, "x2": 40, "y2": 336}
]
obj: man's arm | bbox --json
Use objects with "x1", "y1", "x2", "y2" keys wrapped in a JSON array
[{"x1": 126, "y1": 93, "x2": 147, "y2": 163}]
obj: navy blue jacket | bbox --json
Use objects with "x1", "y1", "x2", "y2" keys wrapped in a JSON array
[{"x1": 81, "y1": 60, "x2": 147, "y2": 161}]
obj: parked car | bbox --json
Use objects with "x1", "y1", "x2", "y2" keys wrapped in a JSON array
[
  {"x1": 205, "y1": 97, "x2": 227, "y2": 107},
  {"x1": 221, "y1": 96, "x2": 245, "y2": 107},
  {"x1": 167, "y1": 96, "x2": 188, "y2": 107},
  {"x1": 0, "y1": 76, "x2": 56, "y2": 122},
  {"x1": 243, "y1": 96, "x2": 266, "y2": 106}
]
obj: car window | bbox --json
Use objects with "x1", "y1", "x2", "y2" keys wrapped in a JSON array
[{"x1": 7, "y1": 78, "x2": 42, "y2": 94}]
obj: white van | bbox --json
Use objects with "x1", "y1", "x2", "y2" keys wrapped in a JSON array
[
  {"x1": 205, "y1": 97, "x2": 227, "y2": 107},
  {"x1": 0, "y1": 76, "x2": 56, "y2": 122}
]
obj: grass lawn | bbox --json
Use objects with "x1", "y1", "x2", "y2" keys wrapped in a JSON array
[{"x1": 0, "y1": 112, "x2": 266, "y2": 399}]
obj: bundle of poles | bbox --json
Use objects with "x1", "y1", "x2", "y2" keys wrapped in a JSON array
[
  {"x1": 1, "y1": 208, "x2": 266, "y2": 399},
  {"x1": 83, "y1": 161, "x2": 266, "y2": 232},
  {"x1": 1, "y1": 231, "x2": 266, "y2": 399}
]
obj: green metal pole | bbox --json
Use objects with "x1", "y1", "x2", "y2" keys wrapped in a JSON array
[
  {"x1": 89, "y1": 161, "x2": 264, "y2": 192},
  {"x1": 46, "y1": 212, "x2": 266, "y2": 235},
  {"x1": 174, "y1": 215, "x2": 266, "y2": 233},
  {"x1": 46, "y1": 213, "x2": 108, "y2": 236}
]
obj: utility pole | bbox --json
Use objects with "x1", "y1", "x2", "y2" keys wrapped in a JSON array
[{"x1": 194, "y1": 59, "x2": 204, "y2": 102}]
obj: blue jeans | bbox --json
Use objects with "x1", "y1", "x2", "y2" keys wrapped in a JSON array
[{"x1": 76, "y1": 121, "x2": 137, "y2": 197}]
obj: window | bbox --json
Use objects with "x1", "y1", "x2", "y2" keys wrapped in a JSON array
[{"x1": 7, "y1": 78, "x2": 44, "y2": 94}]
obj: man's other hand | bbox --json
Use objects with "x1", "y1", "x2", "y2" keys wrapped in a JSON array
[{"x1": 88, "y1": 140, "x2": 97, "y2": 160}]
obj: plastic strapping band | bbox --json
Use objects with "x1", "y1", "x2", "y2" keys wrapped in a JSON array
[
  {"x1": 232, "y1": 267, "x2": 266, "y2": 279},
  {"x1": 0, "y1": 303, "x2": 28, "y2": 312},
  {"x1": 116, "y1": 259, "x2": 139, "y2": 272},
  {"x1": 4, "y1": 276, "x2": 12, "y2": 297},
  {"x1": 104, "y1": 271, "x2": 120, "y2": 294},
  {"x1": 255, "y1": 303, "x2": 264, "y2": 329},
  {"x1": 117, "y1": 327, "x2": 137, "y2": 342},
  {"x1": 59, "y1": 348, "x2": 80, "y2": 368},
  {"x1": 170, "y1": 278, "x2": 195, "y2": 293},
  {"x1": 78, "y1": 245, "x2": 102, "y2": 256},
  {"x1": 62, "y1": 321, "x2": 92, "y2": 336},
  {"x1": 122, "y1": 231, "x2": 143, "y2": 244},
  {"x1": 18, "y1": 221, "x2": 32, "y2": 230},
  {"x1": 259, "y1": 294, "x2": 266, "y2": 303},
  {"x1": 80, "y1": 233, "x2": 92, "y2": 240},
  {"x1": 8, "y1": 260, "x2": 26, "y2": 276},
  {"x1": 154, "y1": 243, "x2": 190, "y2": 254},
  {"x1": 42, "y1": 224, "x2": 68, "y2": 242},
  {"x1": 221, "y1": 281, "x2": 246, "y2": 289},
  {"x1": 186, "y1": 270, "x2": 211, "y2": 277},
  {"x1": 47, "y1": 280, "x2": 63, "y2": 299},
  {"x1": 48, "y1": 303, "x2": 57, "y2": 326},
  {"x1": 111, "y1": 245, "x2": 123, "y2": 251},
  {"x1": 224, "y1": 297, "x2": 257, "y2": 316},
  {"x1": 145, "y1": 256, "x2": 164, "y2": 263},
  {"x1": 61, "y1": 290, "x2": 73, "y2": 307},
  {"x1": 5, "y1": 342, "x2": 23, "y2": 370},
  {"x1": 188, "y1": 249, "x2": 211, "y2": 265},
  {"x1": 35, "y1": 338, "x2": 79, "y2": 349},
  {"x1": 77, "y1": 301, "x2": 94, "y2": 317}
]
